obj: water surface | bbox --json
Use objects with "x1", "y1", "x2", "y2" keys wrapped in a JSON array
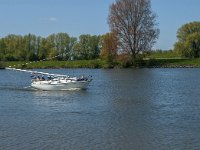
[{"x1": 0, "y1": 68, "x2": 200, "y2": 150}]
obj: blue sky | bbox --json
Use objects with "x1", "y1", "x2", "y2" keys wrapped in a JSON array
[{"x1": 0, "y1": 0, "x2": 200, "y2": 50}]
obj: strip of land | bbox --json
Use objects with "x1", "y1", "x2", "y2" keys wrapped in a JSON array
[{"x1": 2, "y1": 58, "x2": 200, "y2": 69}]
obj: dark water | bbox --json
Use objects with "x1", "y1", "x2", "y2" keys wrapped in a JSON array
[{"x1": 0, "y1": 68, "x2": 200, "y2": 150}]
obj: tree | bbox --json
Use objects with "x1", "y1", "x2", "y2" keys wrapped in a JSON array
[
  {"x1": 108, "y1": 0, "x2": 159, "y2": 59},
  {"x1": 38, "y1": 38, "x2": 51, "y2": 60},
  {"x1": 100, "y1": 32, "x2": 118, "y2": 62},
  {"x1": 68, "y1": 37, "x2": 77, "y2": 60},
  {"x1": 0, "y1": 38, "x2": 6, "y2": 60},
  {"x1": 47, "y1": 33, "x2": 70, "y2": 60},
  {"x1": 1, "y1": 34, "x2": 24, "y2": 61},
  {"x1": 73, "y1": 34, "x2": 100, "y2": 60},
  {"x1": 174, "y1": 22, "x2": 200, "y2": 58},
  {"x1": 0, "y1": 33, "x2": 101, "y2": 61},
  {"x1": 23, "y1": 34, "x2": 39, "y2": 61},
  {"x1": 89, "y1": 35, "x2": 101, "y2": 59}
]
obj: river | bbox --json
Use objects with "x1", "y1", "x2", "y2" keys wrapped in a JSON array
[{"x1": 0, "y1": 68, "x2": 200, "y2": 150}]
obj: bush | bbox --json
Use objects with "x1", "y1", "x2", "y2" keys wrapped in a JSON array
[
  {"x1": 145, "y1": 59, "x2": 158, "y2": 67},
  {"x1": 116, "y1": 54, "x2": 133, "y2": 68},
  {"x1": 0, "y1": 61, "x2": 5, "y2": 69},
  {"x1": 4, "y1": 54, "x2": 16, "y2": 61},
  {"x1": 132, "y1": 57, "x2": 145, "y2": 67}
]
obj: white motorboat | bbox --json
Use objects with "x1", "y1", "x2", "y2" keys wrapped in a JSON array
[
  {"x1": 6, "y1": 67, "x2": 92, "y2": 91},
  {"x1": 31, "y1": 75, "x2": 92, "y2": 91}
]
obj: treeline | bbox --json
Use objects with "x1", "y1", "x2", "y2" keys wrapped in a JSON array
[
  {"x1": 148, "y1": 21, "x2": 200, "y2": 59},
  {"x1": 174, "y1": 22, "x2": 200, "y2": 58},
  {"x1": 0, "y1": 33, "x2": 101, "y2": 61}
]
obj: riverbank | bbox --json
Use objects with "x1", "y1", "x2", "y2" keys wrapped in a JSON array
[
  {"x1": 2, "y1": 60, "x2": 109, "y2": 69},
  {"x1": 143, "y1": 58, "x2": 200, "y2": 68},
  {"x1": 2, "y1": 58, "x2": 200, "y2": 69}
]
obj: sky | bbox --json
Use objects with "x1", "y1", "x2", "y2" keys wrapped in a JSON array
[{"x1": 0, "y1": 0, "x2": 200, "y2": 50}]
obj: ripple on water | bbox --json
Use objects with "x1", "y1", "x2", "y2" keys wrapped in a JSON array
[{"x1": 1, "y1": 68, "x2": 200, "y2": 149}]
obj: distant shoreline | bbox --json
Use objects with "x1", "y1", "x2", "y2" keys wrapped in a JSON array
[{"x1": 2, "y1": 58, "x2": 200, "y2": 69}]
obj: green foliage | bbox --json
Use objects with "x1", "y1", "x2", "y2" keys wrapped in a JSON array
[
  {"x1": 144, "y1": 59, "x2": 157, "y2": 67},
  {"x1": 0, "y1": 33, "x2": 101, "y2": 62},
  {"x1": 4, "y1": 53, "x2": 17, "y2": 61},
  {"x1": 116, "y1": 54, "x2": 133, "y2": 68},
  {"x1": 174, "y1": 22, "x2": 200, "y2": 58},
  {"x1": 132, "y1": 58, "x2": 145, "y2": 67},
  {"x1": 47, "y1": 33, "x2": 71, "y2": 60},
  {"x1": 73, "y1": 34, "x2": 100, "y2": 60},
  {"x1": 0, "y1": 61, "x2": 5, "y2": 68},
  {"x1": 142, "y1": 58, "x2": 197, "y2": 67}
]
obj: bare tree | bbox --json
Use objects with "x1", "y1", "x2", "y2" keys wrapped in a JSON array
[{"x1": 108, "y1": 0, "x2": 159, "y2": 58}]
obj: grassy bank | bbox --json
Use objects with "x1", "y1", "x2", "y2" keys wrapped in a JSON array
[
  {"x1": 4, "y1": 59, "x2": 110, "y2": 69},
  {"x1": 3, "y1": 58, "x2": 200, "y2": 69},
  {"x1": 144, "y1": 58, "x2": 200, "y2": 68},
  {"x1": 148, "y1": 50, "x2": 181, "y2": 59}
]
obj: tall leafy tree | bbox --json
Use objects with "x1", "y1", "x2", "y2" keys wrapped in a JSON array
[
  {"x1": 74, "y1": 34, "x2": 100, "y2": 60},
  {"x1": 55, "y1": 33, "x2": 70, "y2": 59},
  {"x1": 174, "y1": 22, "x2": 200, "y2": 58},
  {"x1": 68, "y1": 37, "x2": 77, "y2": 60},
  {"x1": 0, "y1": 38, "x2": 6, "y2": 60},
  {"x1": 2, "y1": 34, "x2": 24, "y2": 61},
  {"x1": 0, "y1": 33, "x2": 101, "y2": 61},
  {"x1": 15, "y1": 35, "x2": 26, "y2": 61},
  {"x1": 38, "y1": 38, "x2": 51, "y2": 60},
  {"x1": 24, "y1": 34, "x2": 39, "y2": 61},
  {"x1": 89, "y1": 35, "x2": 101, "y2": 59},
  {"x1": 47, "y1": 33, "x2": 70, "y2": 60},
  {"x1": 108, "y1": 0, "x2": 159, "y2": 58}
]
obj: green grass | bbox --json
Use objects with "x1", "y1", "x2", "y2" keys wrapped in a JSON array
[
  {"x1": 148, "y1": 50, "x2": 181, "y2": 59},
  {"x1": 168, "y1": 58, "x2": 200, "y2": 67},
  {"x1": 141, "y1": 50, "x2": 200, "y2": 67}
]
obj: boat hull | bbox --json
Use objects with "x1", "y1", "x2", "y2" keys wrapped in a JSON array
[{"x1": 31, "y1": 81, "x2": 91, "y2": 91}]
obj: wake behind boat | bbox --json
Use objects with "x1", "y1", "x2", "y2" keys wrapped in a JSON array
[{"x1": 6, "y1": 67, "x2": 92, "y2": 91}]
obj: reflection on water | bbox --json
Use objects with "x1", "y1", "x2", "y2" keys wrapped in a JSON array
[
  {"x1": 31, "y1": 90, "x2": 85, "y2": 107},
  {"x1": 0, "y1": 68, "x2": 200, "y2": 150}
]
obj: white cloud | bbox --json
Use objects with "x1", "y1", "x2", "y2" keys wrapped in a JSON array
[
  {"x1": 40, "y1": 17, "x2": 58, "y2": 22},
  {"x1": 49, "y1": 17, "x2": 57, "y2": 22}
]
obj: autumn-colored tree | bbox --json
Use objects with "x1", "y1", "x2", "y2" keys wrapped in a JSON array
[{"x1": 100, "y1": 32, "x2": 118, "y2": 62}]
